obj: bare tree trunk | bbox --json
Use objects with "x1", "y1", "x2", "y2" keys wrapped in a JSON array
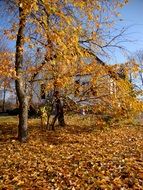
[
  {"x1": 15, "y1": 6, "x2": 28, "y2": 142},
  {"x1": 2, "y1": 86, "x2": 6, "y2": 112},
  {"x1": 139, "y1": 71, "x2": 143, "y2": 86},
  {"x1": 18, "y1": 96, "x2": 28, "y2": 141}
]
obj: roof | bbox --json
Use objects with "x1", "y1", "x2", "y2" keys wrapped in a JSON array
[{"x1": 81, "y1": 47, "x2": 106, "y2": 66}]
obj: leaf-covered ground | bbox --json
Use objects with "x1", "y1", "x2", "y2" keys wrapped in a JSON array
[{"x1": 0, "y1": 115, "x2": 143, "y2": 190}]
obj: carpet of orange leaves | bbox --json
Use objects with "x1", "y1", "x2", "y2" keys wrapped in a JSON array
[{"x1": 0, "y1": 115, "x2": 143, "y2": 190}]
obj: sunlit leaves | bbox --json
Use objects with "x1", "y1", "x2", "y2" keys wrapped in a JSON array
[
  {"x1": 19, "y1": 0, "x2": 39, "y2": 14},
  {"x1": 0, "y1": 116, "x2": 143, "y2": 189},
  {"x1": 0, "y1": 52, "x2": 15, "y2": 79}
]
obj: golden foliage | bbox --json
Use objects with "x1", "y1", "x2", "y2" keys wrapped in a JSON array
[{"x1": 0, "y1": 52, "x2": 15, "y2": 79}]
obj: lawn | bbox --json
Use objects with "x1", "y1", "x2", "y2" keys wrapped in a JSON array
[{"x1": 0, "y1": 115, "x2": 143, "y2": 190}]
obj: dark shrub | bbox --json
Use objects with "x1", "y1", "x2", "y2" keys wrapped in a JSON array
[{"x1": 8, "y1": 108, "x2": 19, "y2": 115}]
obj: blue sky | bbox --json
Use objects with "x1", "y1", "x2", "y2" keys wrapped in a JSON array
[
  {"x1": 108, "y1": 0, "x2": 143, "y2": 64},
  {"x1": 0, "y1": 0, "x2": 143, "y2": 65}
]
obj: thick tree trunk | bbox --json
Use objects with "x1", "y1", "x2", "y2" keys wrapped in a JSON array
[
  {"x1": 18, "y1": 96, "x2": 28, "y2": 141},
  {"x1": 51, "y1": 94, "x2": 65, "y2": 130},
  {"x1": 15, "y1": 6, "x2": 28, "y2": 142}
]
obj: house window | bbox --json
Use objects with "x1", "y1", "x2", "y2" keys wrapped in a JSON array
[
  {"x1": 40, "y1": 84, "x2": 46, "y2": 99},
  {"x1": 74, "y1": 80, "x2": 80, "y2": 96},
  {"x1": 90, "y1": 87, "x2": 97, "y2": 96},
  {"x1": 75, "y1": 80, "x2": 80, "y2": 84},
  {"x1": 81, "y1": 81, "x2": 89, "y2": 86}
]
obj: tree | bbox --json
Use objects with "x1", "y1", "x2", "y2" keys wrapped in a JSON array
[
  {"x1": 15, "y1": 3, "x2": 29, "y2": 142},
  {"x1": 134, "y1": 50, "x2": 143, "y2": 87},
  {"x1": 0, "y1": 45, "x2": 15, "y2": 112},
  {"x1": 1, "y1": 0, "x2": 129, "y2": 141},
  {"x1": 126, "y1": 53, "x2": 143, "y2": 96}
]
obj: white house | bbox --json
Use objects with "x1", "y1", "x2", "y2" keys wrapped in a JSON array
[{"x1": 30, "y1": 53, "x2": 118, "y2": 107}]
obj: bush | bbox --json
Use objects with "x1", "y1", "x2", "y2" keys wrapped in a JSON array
[
  {"x1": 7, "y1": 106, "x2": 39, "y2": 117},
  {"x1": 7, "y1": 108, "x2": 19, "y2": 115}
]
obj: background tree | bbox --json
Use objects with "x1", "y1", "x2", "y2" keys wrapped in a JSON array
[
  {"x1": 126, "y1": 53, "x2": 143, "y2": 98},
  {"x1": 134, "y1": 50, "x2": 143, "y2": 88},
  {"x1": 0, "y1": 39, "x2": 15, "y2": 112}
]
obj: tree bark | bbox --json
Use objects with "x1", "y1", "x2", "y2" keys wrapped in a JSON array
[
  {"x1": 2, "y1": 85, "x2": 6, "y2": 112},
  {"x1": 15, "y1": 5, "x2": 28, "y2": 142},
  {"x1": 18, "y1": 96, "x2": 28, "y2": 141}
]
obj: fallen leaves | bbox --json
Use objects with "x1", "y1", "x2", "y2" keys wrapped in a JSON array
[{"x1": 0, "y1": 116, "x2": 143, "y2": 189}]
